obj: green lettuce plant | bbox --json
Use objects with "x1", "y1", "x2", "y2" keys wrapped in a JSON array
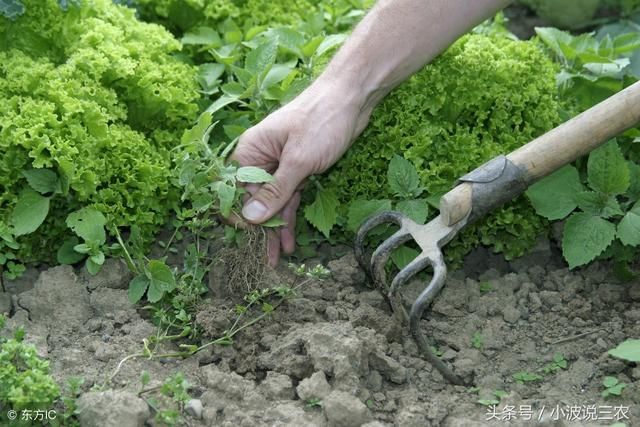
[
  {"x1": 0, "y1": 0, "x2": 200, "y2": 269},
  {"x1": 308, "y1": 33, "x2": 561, "y2": 262}
]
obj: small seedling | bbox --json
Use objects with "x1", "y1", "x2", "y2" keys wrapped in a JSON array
[
  {"x1": 479, "y1": 281, "x2": 493, "y2": 293},
  {"x1": 306, "y1": 398, "x2": 323, "y2": 409},
  {"x1": 542, "y1": 353, "x2": 568, "y2": 374},
  {"x1": 472, "y1": 331, "x2": 484, "y2": 349},
  {"x1": 601, "y1": 376, "x2": 626, "y2": 398},
  {"x1": 513, "y1": 371, "x2": 543, "y2": 384},
  {"x1": 477, "y1": 390, "x2": 508, "y2": 407}
]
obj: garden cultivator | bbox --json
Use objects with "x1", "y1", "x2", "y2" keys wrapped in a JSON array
[{"x1": 355, "y1": 80, "x2": 640, "y2": 385}]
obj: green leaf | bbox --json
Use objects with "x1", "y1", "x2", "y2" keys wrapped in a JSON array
[
  {"x1": 618, "y1": 201, "x2": 640, "y2": 246},
  {"x1": 128, "y1": 275, "x2": 149, "y2": 304},
  {"x1": 628, "y1": 161, "x2": 640, "y2": 201},
  {"x1": 388, "y1": 155, "x2": 423, "y2": 198},
  {"x1": 245, "y1": 39, "x2": 278, "y2": 76},
  {"x1": 608, "y1": 339, "x2": 640, "y2": 362},
  {"x1": 562, "y1": 212, "x2": 616, "y2": 269},
  {"x1": 316, "y1": 34, "x2": 347, "y2": 56},
  {"x1": 395, "y1": 199, "x2": 428, "y2": 224},
  {"x1": 181, "y1": 27, "x2": 221, "y2": 46},
  {"x1": 587, "y1": 140, "x2": 629, "y2": 195},
  {"x1": 56, "y1": 238, "x2": 85, "y2": 265},
  {"x1": 575, "y1": 191, "x2": 623, "y2": 218},
  {"x1": 262, "y1": 217, "x2": 287, "y2": 228},
  {"x1": 148, "y1": 260, "x2": 176, "y2": 300},
  {"x1": 603, "y1": 376, "x2": 619, "y2": 388},
  {"x1": 213, "y1": 182, "x2": 236, "y2": 218},
  {"x1": 85, "y1": 257, "x2": 101, "y2": 276},
  {"x1": 66, "y1": 207, "x2": 106, "y2": 243},
  {"x1": 11, "y1": 189, "x2": 50, "y2": 236},
  {"x1": 0, "y1": 0, "x2": 25, "y2": 19},
  {"x1": 526, "y1": 165, "x2": 583, "y2": 220},
  {"x1": 347, "y1": 199, "x2": 392, "y2": 232},
  {"x1": 236, "y1": 166, "x2": 274, "y2": 183},
  {"x1": 390, "y1": 246, "x2": 419, "y2": 269},
  {"x1": 304, "y1": 189, "x2": 339, "y2": 238},
  {"x1": 22, "y1": 169, "x2": 59, "y2": 194},
  {"x1": 90, "y1": 251, "x2": 105, "y2": 266}
]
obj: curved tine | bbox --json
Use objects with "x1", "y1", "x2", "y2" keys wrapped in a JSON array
[
  {"x1": 370, "y1": 229, "x2": 412, "y2": 289},
  {"x1": 388, "y1": 255, "x2": 431, "y2": 299},
  {"x1": 355, "y1": 211, "x2": 406, "y2": 277},
  {"x1": 406, "y1": 255, "x2": 466, "y2": 385}
]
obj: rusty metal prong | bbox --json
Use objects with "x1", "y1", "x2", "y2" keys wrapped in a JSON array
[
  {"x1": 355, "y1": 211, "x2": 408, "y2": 279},
  {"x1": 369, "y1": 229, "x2": 412, "y2": 289},
  {"x1": 407, "y1": 254, "x2": 466, "y2": 385},
  {"x1": 388, "y1": 254, "x2": 431, "y2": 298}
]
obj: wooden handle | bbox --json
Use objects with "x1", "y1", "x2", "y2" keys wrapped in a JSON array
[{"x1": 441, "y1": 80, "x2": 640, "y2": 226}]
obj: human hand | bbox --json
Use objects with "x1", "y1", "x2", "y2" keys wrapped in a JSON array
[{"x1": 231, "y1": 79, "x2": 371, "y2": 266}]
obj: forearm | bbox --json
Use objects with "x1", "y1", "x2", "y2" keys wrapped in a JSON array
[{"x1": 315, "y1": 0, "x2": 510, "y2": 124}]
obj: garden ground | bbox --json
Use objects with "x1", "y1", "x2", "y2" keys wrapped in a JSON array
[{"x1": 1, "y1": 233, "x2": 638, "y2": 426}]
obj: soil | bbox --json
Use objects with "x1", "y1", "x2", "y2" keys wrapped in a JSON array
[{"x1": 1, "y1": 234, "x2": 638, "y2": 427}]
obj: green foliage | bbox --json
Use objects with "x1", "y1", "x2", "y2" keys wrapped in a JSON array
[
  {"x1": 314, "y1": 33, "x2": 560, "y2": 262},
  {"x1": 512, "y1": 371, "x2": 543, "y2": 384},
  {"x1": 527, "y1": 140, "x2": 639, "y2": 269},
  {"x1": 134, "y1": 0, "x2": 373, "y2": 33},
  {"x1": 0, "y1": 0, "x2": 200, "y2": 272},
  {"x1": 471, "y1": 331, "x2": 484, "y2": 350},
  {"x1": 521, "y1": 0, "x2": 601, "y2": 29},
  {"x1": 608, "y1": 339, "x2": 640, "y2": 362},
  {"x1": 601, "y1": 376, "x2": 627, "y2": 398},
  {"x1": 542, "y1": 353, "x2": 568, "y2": 374},
  {"x1": 0, "y1": 316, "x2": 60, "y2": 415}
]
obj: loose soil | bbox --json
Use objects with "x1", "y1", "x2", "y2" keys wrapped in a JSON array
[{"x1": 1, "y1": 234, "x2": 638, "y2": 426}]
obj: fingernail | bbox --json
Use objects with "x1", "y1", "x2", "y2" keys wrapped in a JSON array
[{"x1": 242, "y1": 200, "x2": 267, "y2": 222}]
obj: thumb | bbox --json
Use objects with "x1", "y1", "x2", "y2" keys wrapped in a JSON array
[{"x1": 241, "y1": 161, "x2": 307, "y2": 224}]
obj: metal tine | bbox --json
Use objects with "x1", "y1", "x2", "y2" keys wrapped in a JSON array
[
  {"x1": 388, "y1": 253, "x2": 432, "y2": 299},
  {"x1": 354, "y1": 211, "x2": 408, "y2": 278},
  {"x1": 369, "y1": 229, "x2": 412, "y2": 289},
  {"x1": 404, "y1": 255, "x2": 465, "y2": 385}
]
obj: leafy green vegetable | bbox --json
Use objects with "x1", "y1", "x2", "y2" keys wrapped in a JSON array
[
  {"x1": 304, "y1": 189, "x2": 339, "y2": 238},
  {"x1": 0, "y1": 0, "x2": 200, "y2": 266},
  {"x1": 526, "y1": 166, "x2": 583, "y2": 220},
  {"x1": 316, "y1": 33, "x2": 560, "y2": 262}
]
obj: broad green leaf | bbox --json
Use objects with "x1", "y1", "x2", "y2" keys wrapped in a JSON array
[
  {"x1": 391, "y1": 246, "x2": 419, "y2": 270},
  {"x1": 395, "y1": 199, "x2": 428, "y2": 224},
  {"x1": 85, "y1": 257, "x2": 101, "y2": 275},
  {"x1": 0, "y1": 0, "x2": 25, "y2": 19},
  {"x1": 316, "y1": 34, "x2": 347, "y2": 56},
  {"x1": 535, "y1": 27, "x2": 574, "y2": 60},
  {"x1": 222, "y1": 82, "x2": 246, "y2": 97},
  {"x1": 262, "y1": 217, "x2": 287, "y2": 228},
  {"x1": 268, "y1": 27, "x2": 305, "y2": 52},
  {"x1": 347, "y1": 199, "x2": 392, "y2": 232},
  {"x1": 66, "y1": 207, "x2": 106, "y2": 243},
  {"x1": 575, "y1": 191, "x2": 623, "y2": 218},
  {"x1": 236, "y1": 166, "x2": 274, "y2": 183},
  {"x1": 245, "y1": 39, "x2": 278, "y2": 75},
  {"x1": 608, "y1": 339, "x2": 640, "y2": 362},
  {"x1": 128, "y1": 275, "x2": 149, "y2": 304},
  {"x1": 11, "y1": 189, "x2": 50, "y2": 236},
  {"x1": 587, "y1": 140, "x2": 629, "y2": 195},
  {"x1": 56, "y1": 238, "x2": 85, "y2": 265},
  {"x1": 198, "y1": 63, "x2": 225, "y2": 94},
  {"x1": 181, "y1": 27, "x2": 221, "y2": 46},
  {"x1": 302, "y1": 35, "x2": 324, "y2": 57},
  {"x1": 526, "y1": 165, "x2": 583, "y2": 220},
  {"x1": 214, "y1": 182, "x2": 236, "y2": 218},
  {"x1": 304, "y1": 189, "x2": 339, "y2": 238},
  {"x1": 22, "y1": 169, "x2": 59, "y2": 194},
  {"x1": 206, "y1": 94, "x2": 239, "y2": 114},
  {"x1": 148, "y1": 260, "x2": 176, "y2": 296},
  {"x1": 617, "y1": 201, "x2": 640, "y2": 246},
  {"x1": 261, "y1": 63, "x2": 295, "y2": 91},
  {"x1": 562, "y1": 212, "x2": 616, "y2": 269},
  {"x1": 181, "y1": 112, "x2": 213, "y2": 146},
  {"x1": 388, "y1": 155, "x2": 423, "y2": 198},
  {"x1": 628, "y1": 161, "x2": 640, "y2": 201},
  {"x1": 613, "y1": 32, "x2": 640, "y2": 54}
]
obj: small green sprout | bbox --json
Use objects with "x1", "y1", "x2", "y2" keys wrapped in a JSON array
[{"x1": 601, "y1": 376, "x2": 626, "y2": 398}]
